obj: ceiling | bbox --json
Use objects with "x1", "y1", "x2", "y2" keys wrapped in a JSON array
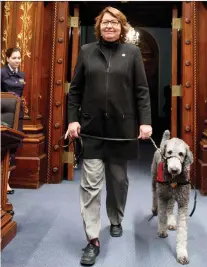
[{"x1": 73, "y1": 1, "x2": 182, "y2": 28}]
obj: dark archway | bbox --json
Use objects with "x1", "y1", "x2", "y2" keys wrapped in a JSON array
[{"x1": 135, "y1": 28, "x2": 159, "y2": 136}]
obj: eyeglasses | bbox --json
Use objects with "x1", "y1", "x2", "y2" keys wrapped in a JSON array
[{"x1": 101, "y1": 20, "x2": 120, "y2": 27}]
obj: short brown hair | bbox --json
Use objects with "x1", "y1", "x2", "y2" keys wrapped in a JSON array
[
  {"x1": 6, "y1": 47, "x2": 21, "y2": 58},
  {"x1": 94, "y1": 6, "x2": 130, "y2": 43}
]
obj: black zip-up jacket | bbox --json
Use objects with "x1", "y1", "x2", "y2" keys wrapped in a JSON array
[{"x1": 68, "y1": 39, "x2": 151, "y2": 159}]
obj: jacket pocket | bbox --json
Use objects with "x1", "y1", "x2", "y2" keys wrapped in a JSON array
[
  {"x1": 108, "y1": 113, "x2": 137, "y2": 138},
  {"x1": 82, "y1": 113, "x2": 92, "y2": 118},
  {"x1": 121, "y1": 113, "x2": 134, "y2": 119},
  {"x1": 81, "y1": 113, "x2": 93, "y2": 132}
]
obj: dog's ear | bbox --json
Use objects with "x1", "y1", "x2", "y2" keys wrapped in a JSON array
[
  {"x1": 183, "y1": 146, "x2": 193, "y2": 178},
  {"x1": 160, "y1": 141, "x2": 167, "y2": 157},
  {"x1": 185, "y1": 146, "x2": 194, "y2": 165},
  {"x1": 163, "y1": 130, "x2": 171, "y2": 141},
  {"x1": 159, "y1": 130, "x2": 170, "y2": 152}
]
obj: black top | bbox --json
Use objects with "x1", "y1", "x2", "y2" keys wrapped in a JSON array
[{"x1": 100, "y1": 38, "x2": 119, "y2": 63}]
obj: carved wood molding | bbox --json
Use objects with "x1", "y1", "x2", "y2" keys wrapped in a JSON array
[
  {"x1": 16, "y1": 2, "x2": 33, "y2": 70},
  {"x1": 47, "y1": 2, "x2": 58, "y2": 183},
  {"x1": 23, "y1": 124, "x2": 44, "y2": 131},
  {"x1": 193, "y1": 1, "x2": 198, "y2": 183}
]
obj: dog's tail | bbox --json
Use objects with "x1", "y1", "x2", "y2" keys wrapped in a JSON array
[{"x1": 160, "y1": 130, "x2": 170, "y2": 145}]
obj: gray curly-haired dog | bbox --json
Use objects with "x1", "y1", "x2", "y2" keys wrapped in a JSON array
[{"x1": 151, "y1": 130, "x2": 193, "y2": 265}]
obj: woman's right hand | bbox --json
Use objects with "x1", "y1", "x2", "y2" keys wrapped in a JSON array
[{"x1": 65, "y1": 122, "x2": 81, "y2": 139}]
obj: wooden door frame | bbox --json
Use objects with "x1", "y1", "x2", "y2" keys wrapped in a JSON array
[
  {"x1": 181, "y1": 1, "x2": 197, "y2": 186},
  {"x1": 171, "y1": 6, "x2": 179, "y2": 138},
  {"x1": 46, "y1": 2, "x2": 69, "y2": 183}
]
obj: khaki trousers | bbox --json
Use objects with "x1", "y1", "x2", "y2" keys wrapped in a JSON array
[{"x1": 80, "y1": 159, "x2": 128, "y2": 240}]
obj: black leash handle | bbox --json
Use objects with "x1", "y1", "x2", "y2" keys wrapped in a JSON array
[
  {"x1": 58, "y1": 135, "x2": 83, "y2": 165},
  {"x1": 58, "y1": 134, "x2": 83, "y2": 148}
]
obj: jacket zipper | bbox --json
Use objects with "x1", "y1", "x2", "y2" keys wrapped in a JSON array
[{"x1": 106, "y1": 52, "x2": 112, "y2": 117}]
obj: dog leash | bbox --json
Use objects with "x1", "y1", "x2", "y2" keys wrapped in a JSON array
[
  {"x1": 189, "y1": 184, "x2": 197, "y2": 217},
  {"x1": 149, "y1": 137, "x2": 160, "y2": 152}
]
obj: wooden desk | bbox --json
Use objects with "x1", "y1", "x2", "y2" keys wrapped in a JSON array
[{"x1": 1, "y1": 126, "x2": 25, "y2": 250}]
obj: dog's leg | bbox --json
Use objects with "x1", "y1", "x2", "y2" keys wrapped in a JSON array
[
  {"x1": 152, "y1": 180, "x2": 157, "y2": 215},
  {"x1": 176, "y1": 204, "x2": 189, "y2": 265},
  {"x1": 167, "y1": 198, "x2": 177, "y2": 230},
  {"x1": 157, "y1": 197, "x2": 168, "y2": 238},
  {"x1": 151, "y1": 153, "x2": 158, "y2": 215}
]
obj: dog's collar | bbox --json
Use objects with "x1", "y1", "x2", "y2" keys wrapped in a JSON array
[
  {"x1": 164, "y1": 155, "x2": 182, "y2": 163},
  {"x1": 157, "y1": 180, "x2": 190, "y2": 187}
]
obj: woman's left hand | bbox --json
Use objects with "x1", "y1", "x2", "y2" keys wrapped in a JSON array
[{"x1": 138, "y1": 125, "x2": 152, "y2": 139}]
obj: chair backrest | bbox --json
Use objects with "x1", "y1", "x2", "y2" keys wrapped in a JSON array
[{"x1": 1, "y1": 93, "x2": 21, "y2": 130}]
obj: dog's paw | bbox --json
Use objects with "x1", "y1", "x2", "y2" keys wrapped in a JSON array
[
  {"x1": 158, "y1": 231, "x2": 168, "y2": 238},
  {"x1": 168, "y1": 224, "x2": 177, "y2": 231},
  {"x1": 177, "y1": 256, "x2": 189, "y2": 265},
  {"x1": 167, "y1": 215, "x2": 177, "y2": 230}
]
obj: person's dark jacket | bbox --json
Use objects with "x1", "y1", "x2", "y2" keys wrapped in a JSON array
[
  {"x1": 68, "y1": 40, "x2": 151, "y2": 160},
  {"x1": 1, "y1": 64, "x2": 25, "y2": 130},
  {"x1": 1, "y1": 64, "x2": 25, "y2": 97}
]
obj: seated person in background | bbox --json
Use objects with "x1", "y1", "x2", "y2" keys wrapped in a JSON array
[{"x1": 1, "y1": 47, "x2": 26, "y2": 194}]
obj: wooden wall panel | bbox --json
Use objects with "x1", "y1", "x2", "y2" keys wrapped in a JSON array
[
  {"x1": 1, "y1": 2, "x2": 41, "y2": 124},
  {"x1": 1, "y1": 2, "x2": 53, "y2": 188}
]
